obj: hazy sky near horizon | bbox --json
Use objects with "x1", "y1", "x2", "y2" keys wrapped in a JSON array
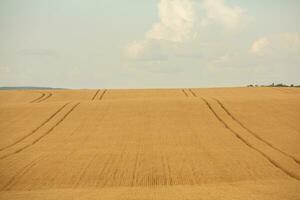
[{"x1": 0, "y1": 0, "x2": 300, "y2": 88}]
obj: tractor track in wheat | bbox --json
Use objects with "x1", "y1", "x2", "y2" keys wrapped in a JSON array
[
  {"x1": 188, "y1": 89, "x2": 197, "y2": 97},
  {"x1": 0, "y1": 103, "x2": 69, "y2": 152},
  {"x1": 0, "y1": 103, "x2": 80, "y2": 160},
  {"x1": 214, "y1": 98, "x2": 300, "y2": 165},
  {"x1": 201, "y1": 97, "x2": 300, "y2": 181},
  {"x1": 1, "y1": 155, "x2": 44, "y2": 191},
  {"x1": 75, "y1": 153, "x2": 99, "y2": 188},
  {"x1": 35, "y1": 92, "x2": 52, "y2": 103},
  {"x1": 92, "y1": 90, "x2": 101, "y2": 100},
  {"x1": 182, "y1": 89, "x2": 188, "y2": 97},
  {"x1": 30, "y1": 93, "x2": 46, "y2": 103},
  {"x1": 99, "y1": 89, "x2": 107, "y2": 100}
]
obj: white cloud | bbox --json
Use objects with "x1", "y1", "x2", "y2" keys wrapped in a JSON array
[
  {"x1": 202, "y1": 0, "x2": 245, "y2": 30},
  {"x1": 126, "y1": 0, "x2": 197, "y2": 60},
  {"x1": 146, "y1": 0, "x2": 197, "y2": 43},
  {"x1": 250, "y1": 37, "x2": 269, "y2": 55},
  {"x1": 126, "y1": 41, "x2": 147, "y2": 59},
  {"x1": 126, "y1": 40, "x2": 169, "y2": 61},
  {"x1": 250, "y1": 33, "x2": 300, "y2": 57},
  {"x1": 126, "y1": 0, "x2": 248, "y2": 61}
]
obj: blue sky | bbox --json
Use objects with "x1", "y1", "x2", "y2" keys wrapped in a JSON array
[{"x1": 0, "y1": 0, "x2": 299, "y2": 88}]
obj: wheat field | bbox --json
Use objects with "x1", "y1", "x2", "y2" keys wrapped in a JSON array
[{"x1": 0, "y1": 87, "x2": 299, "y2": 199}]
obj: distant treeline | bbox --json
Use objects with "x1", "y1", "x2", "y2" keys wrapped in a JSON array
[{"x1": 247, "y1": 83, "x2": 300, "y2": 87}]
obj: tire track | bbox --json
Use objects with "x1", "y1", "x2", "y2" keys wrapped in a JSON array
[
  {"x1": 30, "y1": 93, "x2": 46, "y2": 103},
  {"x1": 160, "y1": 156, "x2": 167, "y2": 185},
  {"x1": 162, "y1": 155, "x2": 172, "y2": 185},
  {"x1": 1, "y1": 155, "x2": 43, "y2": 191},
  {"x1": 166, "y1": 156, "x2": 173, "y2": 185},
  {"x1": 115, "y1": 147, "x2": 127, "y2": 187},
  {"x1": 182, "y1": 89, "x2": 189, "y2": 97},
  {"x1": 100, "y1": 145, "x2": 126, "y2": 188},
  {"x1": 100, "y1": 154, "x2": 119, "y2": 188},
  {"x1": 95, "y1": 153, "x2": 113, "y2": 187},
  {"x1": 188, "y1": 88, "x2": 197, "y2": 97},
  {"x1": 35, "y1": 92, "x2": 52, "y2": 103},
  {"x1": 131, "y1": 151, "x2": 140, "y2": 186},
  {"x1": 201, "y1": 97, "x2": 300, "y2": 181},
  {"x1": 188, "y1": 158, "x2": 198, "y2": 185},
  {"x1": 214, "y1": 98, "x2": 300, "y2": 165},
  {"x1": 131, "y1": 132, "x2": 142, "y2": 187},
  {"x1": 0, "y1": 103, "x2": 80, "y2": 160},
  {"x1": 0, "y1": 103, "x2": 69, "y2": 152},
  {"x1": 111, "y1": 146, "x2": 127, "y2": 187},
  {"x1": 75, "y1": 153, "x2": 99, "y2": 187},
  {"x1": 92, "y1": 89, "x2": 101, "y2": 100},
  {"x1": 99, "y1": 89, "x2": 107, "y2": 100}
]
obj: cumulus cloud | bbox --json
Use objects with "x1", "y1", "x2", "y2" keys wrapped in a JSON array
[
  {"x1": 250, "y1": 33, "x2": 300, "y2": 58},
  {"x1": 146, "y1": 0, "x2": 197, "y2": 43},
  {"x1": 126, "y1": 41, "x2": 147, "y2": 59},
  {"x1": 126, "y1": 0, "x2": 197, "y2": 60},
  {"x1": 202, "y1": 0, "x2": 245, "y2": 30},
  {"x1": 250, "y1": 37, "x2": 269, "y2": 55},
  {"x1": 126, "y1": 40, "x2": 169, "y2": 61},
  {"x1": 126, "y1": 0, "x2": 248, "y2": 60}
]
